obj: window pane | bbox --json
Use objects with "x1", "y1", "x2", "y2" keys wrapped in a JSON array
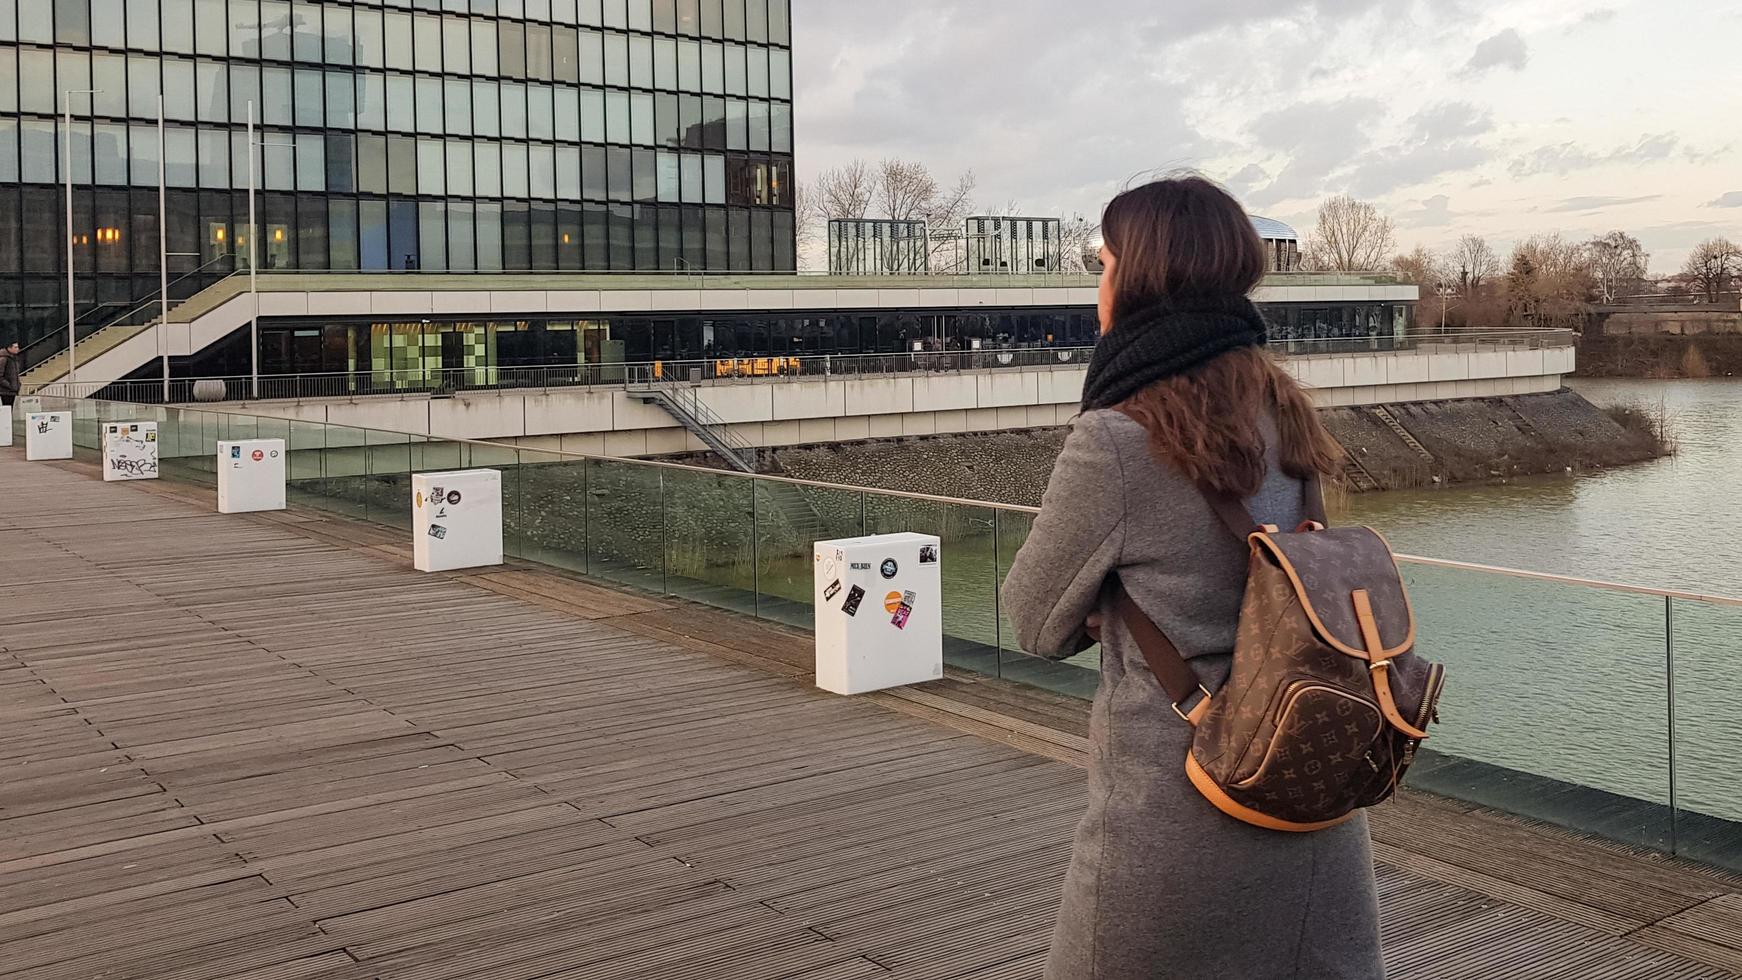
[
  {"x1": 579, "y1": 29, "x2": 603, "y2": 85},
  {"x1": 323, "y1": 3, "x2": 351, "y2": 63},
  {"x1": 603, "y1": 31, "x2": 627, "y2": 85},
  {"x1": 656, "y1": 150, "x2": 678, "y2": 202},
  {"x1": 553, "y1": 25, "x2": 579, "y2": 83},
  {"x1": 770, "y1": 48, "x2": 789, "y2": 100},
  {"x1": 656, "y1": 92, "x2": 680, "y2": 148},
  {"x1": 128, "y1": 0, "x2": 161, "y2": 49},
  {"x1": 498, "y1": 21, "x2": 524, "y2": 77},
  {"x1": 58, "y1": 50, "x2": 93, "y2": 115},
  {"x1": 723, "y1": 0, "x2": 742, "y2": 40},
  {"x1": 128, "y1": 56, "x2": 162, "y2": 119},
  {"x1": 355, "y1": 8, "x2": 384, "y2": 67},
  {"x1": 605, "y1": 91, "x2": 629, "y2": 145},
  {"x1": 419, "y1": 201, "x2": 445, "y2": 269},
  {"x1": 445, "y1": 78, "x2": 472, "y2": 135},
  {"x1": 415, "y1": 76, "x2": 442, "y2": 133},
  {"x1": 602, "y1": 0, "x2": 625, "y2": 28},
  {"x1": 630, "y1": 35, "x2": 652, "y2": 88},
  {"x1": 677, "y1": 39, "x2": 699, "y2": 91},
  {"x1": 701, "y1": 41, "x2": 723, "y2": 93},
  {"x1": 500, "y1": 82, "x2": 527, "y2": 138},
  {"x1": 325, "y1": 132, "x2": 354, "y2": 192},
  {"x1": 261, "y1": 67, "x2": 291, "y2": 125},
  {"x1": 165, "y1": 58, "x2": 197, "y2": 121},
  {"x1": 229, "y1": 64, "x2": 259, "y2": 124},
  {"x1": 21, "y1": 121, "x2": 55, "y2": 183},
  {"x1": 631, "y1": 92, "x2": 654, "y2": 146},
  {"x1": 442, "y1": 16, "x2": 469, "y2": 74},
  {"x1": 194, "y1": 0, "x2": 226, "y2": 54},
  {"x1": 724, "y1": 43, "x2": 745, "y2": 96},
  {"x1": 329, "y1": 198, "x2": 358, "y2": 269},
  {"x1": 294, "y1": 69, "x2": 324, "y2": 126},
  {"x1": 556, "y1": 144, "x2": 579, "y2": 199},
  {"x1": 653, "y1": 0, "x2": 675, "y2": 32},
  {"x1": 580, "y1": 89, "x2": 604, "y2": 142},
  {"x1": 360, "y1": 199, "x2": 388, "y2": 269},
  {"x1": 197, "y1": 62, "x2": 229, "y2": 122},
  {"x1": 19, "y1": 50, "x2": 52, "y2": 114},
  {"x1": 679, "y1": 151, "x2": 700, "y2": 203},
  {"x1": 261, "y1": 0, "x2": 290, "y2": 59},
  {"x1": 697, "y1": 0, "x2": 718, "y2": 37},
  {"x1": 632, "y1": 147, "x2": 655, "y2": 201},
  {"x1": 291, "y1": 1, "x2": 322, "y2": 62},
  {"x1": 387, "y1": 74, "x2": 414, "y2": 132},
  {"x1": 627, "y1": 0, "x2": 651, "y2": 31},
  {"x1": 357, "y1": 73, "x2": 386, "y2": 130},
  {"x1": 749, "y1": 99, "x2": 768, "y2": 152},
  {"x1": 526, "y1": 23, "x2": 551, "y2": 80},
  {"x1": 473, "y1": 80, "x2": 499, "y2": 137},
  {"x1": 771, "y1": 102, "x2": 789, "y2": 153},
  {"x1": 745, "y1": 0, "x2": 764, "y2": 42},
  {"x1": 527, "y1": 84, "x2": 553, "y2": 140},
  {"x1": 94, "y1": 54, "x2": 130, "y2": 117},
  {"x1": 769, "y1": 0, "x2": 787, "y2": 44},
  {"x1": 725, "y1": 98, "x2": 746, "y2": 150},
  {"x1": 92, "y1": 0, "x2": 125, "y2": 48},
  {"x1": 703, "y1": 153, "x2": 723, "y2": 204},
  {"x1": 529, "y1": 144, "x2": 555, "y2": 198},
  {"x1": 416, "y1": 137, "x2": 445, "y2": 194},
  {"x1": 166, "y1": 126, "x2": 197, "y2": 188},
  {"x1": 385, "y1": 11, "x2": 412, "y2": 69},
  {"x1": 387, "y1": 135, "x2": 416, "y2": 193},
  {"x1": 554, "y1": 87, "x2": 579, "y2": 141},
  {"x1": 358, "y1": 133, "x2": 387, "y2": 192},
  {"x1": 295, "y1": 131, "x2": 324, "y2": 191},
  {"x1": 447, "y1": 200, "x2": 474, "y2": 269},
  {"x1": 475, "y1": 201, "x2": 502, "y2": 270},
  {"x1": 702, "y1": 95, "x2": 724, "y2": 149},
  {"x1": 327, "y1": 71, "x2": 355, "y2": 127},
  {"x1": 228, "y1": 0, "x2": 258, "y2": 56},
  {"x1": 474, "y1": 140, "x2": 500, "y2": 195},
  {"x1": 94, "y1": 122, "x2": 128, "y2": 184},
  {"x1": 747, "y1": 45, "x2": 767, "y2": 97},
  {"x1": 679, "y1": 93, "x2": 701, "y2": 148},
  {"x1": 413, "y1": 14, "x2": 441, "y2": 73},
  {"x1": 582, "y1": 144, "x2": 605, "y2": 199},
  {"x1": 501, "y1": 141, "x2": 528, "y2": 197},
  {"x1": 446, "y1": 138, "x2": 472, "y2": 196}
]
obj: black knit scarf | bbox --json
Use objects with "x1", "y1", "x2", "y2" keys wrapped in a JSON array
[{"x1": 1079, "y1": 295, "x2": 1268, "y2": 410}]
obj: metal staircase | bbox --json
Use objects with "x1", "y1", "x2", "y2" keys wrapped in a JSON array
[
  {"x1": 1341, "y1": 456, "x2": 1382, "y2": 493},
  {"x1": 1370, "y1": 405, "x2": 1435, "y2": 461},
  {"x1": 629, "y1": 382, "x2": 827, "y2": 540}
]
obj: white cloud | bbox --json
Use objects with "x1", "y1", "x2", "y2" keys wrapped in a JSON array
[
  {"x1": 1462, "y1": 29, "x2": 1529, "y2": 76},
  {"x1": 1707, "y1": 191, "x2": 1742, "y2": 209}
]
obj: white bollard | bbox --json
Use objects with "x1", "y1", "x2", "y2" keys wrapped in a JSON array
[
  {"x1": 0, "y1": 404, "x2": 11, "y2": 448},
  {"x1": 216, "y1": 439, "x2": 287, "y2": 513},
  {"x1": 24, "y1": 412, "x2": 73, "y2": 461},
  {"x1": 412, "y1": 470, "x2": 504, "y2": 573},
  {"x1": 102, "y1": 422, "x2": 160, "y2": 481},
  {"x1": 813, "y1": 533, "x2": 944, "y2": 695}
]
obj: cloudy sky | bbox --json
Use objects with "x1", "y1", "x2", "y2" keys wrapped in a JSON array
[{"x1": 794, "y1": 0, "x2": 1742, "y2": 271}]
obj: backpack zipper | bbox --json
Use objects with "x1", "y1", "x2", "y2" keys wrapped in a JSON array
[{"x1": 1233, "y1": 683, "x2": 1380, "y2": 790}]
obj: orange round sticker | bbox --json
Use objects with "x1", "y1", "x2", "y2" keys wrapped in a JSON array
[{"x1": 884, "y1": 591, "x2": 903, "y2": 614}]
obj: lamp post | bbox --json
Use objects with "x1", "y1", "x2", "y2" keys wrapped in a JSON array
[
  {"x1": 63, "y1": 87, "x2": 100, "y2": 386},
  {"x1": 246, "y1": 102, "x2": 298, "y2": 400},
  {"x1": 159, "y1": 95, "x2": 169, "y2": 403}
]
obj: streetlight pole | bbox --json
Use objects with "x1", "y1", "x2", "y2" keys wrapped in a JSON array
[
  {"x1": 159, "y1": 95, "x2": 169, "y2": 403},
  {"x1": 248, "y1": 101, "x2": 257, "y2": 399},
  {"x1": 63, "y1": 88, "x2": 99, "y2": 387}
]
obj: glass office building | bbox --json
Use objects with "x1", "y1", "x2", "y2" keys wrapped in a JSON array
[{"x1": 0, "y1": 0, "x2": 797, "y2": 351}]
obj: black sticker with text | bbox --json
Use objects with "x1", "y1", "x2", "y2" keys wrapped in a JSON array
[
  {"x1": 841, "y1": 585, "x2": 865, "y2": 617},
  {"x1": 823, "y1": 579, "x2": 842, "y2": 602}
]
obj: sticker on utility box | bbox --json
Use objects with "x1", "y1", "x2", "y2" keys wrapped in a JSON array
[
  {"x1": 841, "y1": 585, "x2": 865, "y2": 617},
  {"x1": 891, "y1": 590, "x2": 916, "y2": 630}
]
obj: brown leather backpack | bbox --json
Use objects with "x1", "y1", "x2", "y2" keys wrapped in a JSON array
[{"x1": 1114, "y1": 478, "x2": 1446, "y2": 832}]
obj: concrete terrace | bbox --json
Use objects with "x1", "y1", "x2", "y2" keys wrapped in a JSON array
[{"x1": 5, "y1": 448, "x2": 1742, "y2": 980}]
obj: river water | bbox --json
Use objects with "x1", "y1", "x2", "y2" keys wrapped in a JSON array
[{"x1": 1343, "y1": 379, "x2": 1742, "y2": 828}]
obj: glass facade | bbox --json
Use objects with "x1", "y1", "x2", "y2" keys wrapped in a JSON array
[
  {"x1": 153, "y1": 300, "x2": 1416, "y2": 379},
  {"x1": 0, "y1": 0, "x2": 797, "y2": 351}
]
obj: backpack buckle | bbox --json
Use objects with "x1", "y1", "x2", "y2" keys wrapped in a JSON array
[{"x1": 1172, "y1": 685, "x2": 1212, "y2": 725}]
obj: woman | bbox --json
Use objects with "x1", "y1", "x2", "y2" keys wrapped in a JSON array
[{"x1": 1001, "y1": 175, "x2": 1384, "y2": 979}]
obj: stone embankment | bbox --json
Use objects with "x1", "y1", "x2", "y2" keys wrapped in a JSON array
[{"x1": 752, "y1": 389, "x2": 1662, "y2": 503}]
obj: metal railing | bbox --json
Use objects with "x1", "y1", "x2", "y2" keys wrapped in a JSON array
[
  {"x1": 19, "y1": 256, "x2": 243, "y2": 378},
  {"x1": 25, "y1": 392, "x2": 1742, "y2": 870}
]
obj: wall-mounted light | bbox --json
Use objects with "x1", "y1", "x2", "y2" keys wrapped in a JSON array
[
  {"x1": 274, "y1": 228, "x2": 285, "y2": 242},
  {"x1": 214, "y1": 227, "x2": 226, "y2": 243},
  {"x1": 562, "y1": 233, "x2": 572, "y2": 244}
]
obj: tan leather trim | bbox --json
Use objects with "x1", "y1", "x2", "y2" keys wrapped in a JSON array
[
  {"x1": 1185, "y1": 695, "x2": 1211, "y2": 727},
  {"x1": 1251, "y1": 532, "x2": 1417, "y2": 661},
  {"x1": 1369, "y1": 660, "x2": 1431, "y2": 740},
  {"x1": 1186, "y1": 753, "x2": 1356, "y2": 833}
]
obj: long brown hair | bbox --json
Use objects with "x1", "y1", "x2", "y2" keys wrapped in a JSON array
[{"x1": 1102, "y1": 176, "x2": 1342, "y2": 498}]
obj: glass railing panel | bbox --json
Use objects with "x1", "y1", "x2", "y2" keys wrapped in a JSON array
[
  {"x1": 662, "y1": 467, "x2": 757, "y2": 615},
  {"x1": 513, "y1": 451, "x2": 590, "y2": 575},
  {"x1": 585, "y1": 457, "x2": 666, "y2": 593},
  {"x1": 1666, "y1": 596, "x2": 1742, "y2": 872},
  {"x1": 363, "y1": 429, "x2": 416, "y2": 530},
  {"x1": 753, "y1": 480, "x2": 867, "y2": 629},
  {"x1": 860, "y1": 493, "x2": 1000, "y2": 677},
  {"x1": 1399, "y1": 562, "x2": 1672, "y2": 852},
  {"x1": 463, "y1": 441, "x2": 524, "y2": 560}
]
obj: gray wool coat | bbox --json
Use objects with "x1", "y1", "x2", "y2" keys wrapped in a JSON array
[{"x1": 1002, "y1": 409, "x2": 1384, "y2": 980}]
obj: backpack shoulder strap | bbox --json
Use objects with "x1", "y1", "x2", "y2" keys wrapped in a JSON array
[{"x1": 1112, "y1": 579, "x2": 1209, "y2": 723}]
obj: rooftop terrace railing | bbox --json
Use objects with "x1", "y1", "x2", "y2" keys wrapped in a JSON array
[
  {"x1": 23, "y1": 392, "x2": 1730, "y2": 871},
  {"x1": 35, "y1": 328, "x2": 1573, "y2": 405}
]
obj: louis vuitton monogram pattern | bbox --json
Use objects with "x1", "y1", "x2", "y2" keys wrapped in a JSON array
[{"x1": 1188, "y1": 530, "x2": 1447, "y2": 829}]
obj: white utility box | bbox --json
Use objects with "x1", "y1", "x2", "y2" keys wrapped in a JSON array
[
  {"x1": 0, "y1": 404, "x2": 11, "y2": 447},
  {"x1": 217, "y1": 439, "x2": 287, "y2": 513},
  {"x1": 102, "y1": 421, "x2": 160, "y2": 481},
  {"x1": 24, "y1": 411, "x2": 72, "y2": 460},
  {"x1": 813, "y1": 532, "x2": 943, "y2": 695},
  {"x1": 412, "y1": 470, "x2": 503, "y2": 572}
]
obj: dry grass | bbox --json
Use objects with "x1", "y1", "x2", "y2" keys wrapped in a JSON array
[{"x1": 1604, "y1": 399, "x2": 1680, "y2": 457}]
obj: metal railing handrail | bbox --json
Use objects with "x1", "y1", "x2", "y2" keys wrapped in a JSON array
[
  {"x1": 20, "y1": 256, "x2": 243, "y2": 374},
  {"x1": 42, "y1": 393, "x2": 1742, "y2": 610}
]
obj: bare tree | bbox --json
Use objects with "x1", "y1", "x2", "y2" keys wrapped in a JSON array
[
  {"x1": 1391, "y1": 246, "x2": 1456, "y2": 330},
  {"x1": 873, "y1": 159, "x2": 976, "y2": 269},
  {"x1": 1678, "y1": 238, "x2": 1741, "y2": 303},
  {"x1": 1057, "y1": 213, "x2": 1101, "y2": 275},
  {"x1": 1303, "y1": 196, "x2": 1396, "y2": 272},
  {"x1": 1585, "y1": 231, "x2": 1650, "y2": 304},
  {"x1": 1507, "y1": 234, "x2": 1595, "y2": 328},
  {"x1": 810, "y1": 160, "x2": 875, "y2": 223},
  {"x1": 1452, "y1": 235, "x2": 1500, "y2": 295}
]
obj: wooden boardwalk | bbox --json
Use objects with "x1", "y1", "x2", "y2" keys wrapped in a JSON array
[{"x1": 5, "y1": 447, "x2": 1742, "y2": 980}]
